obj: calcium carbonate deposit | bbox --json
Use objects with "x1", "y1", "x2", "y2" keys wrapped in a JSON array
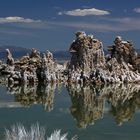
[{"x1": 0, "y1": 31, "x2": 140, "y2": 85}]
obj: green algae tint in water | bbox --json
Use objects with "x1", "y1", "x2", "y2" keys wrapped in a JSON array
[{"x1": 0, "y1": 84, "x2": 140, "y2": 140}]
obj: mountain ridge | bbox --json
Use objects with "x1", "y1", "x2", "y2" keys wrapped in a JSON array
[{"x1": 0, "y1": 45, "x2": 139, "y2": 60}]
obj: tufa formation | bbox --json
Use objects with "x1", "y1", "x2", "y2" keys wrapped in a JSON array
[
  {"x1": 68, "y1": 32, "x2": 140, "y2": 84},
  {"x1": 0, "y1": 31, "x2": 140, "y2": 85}
]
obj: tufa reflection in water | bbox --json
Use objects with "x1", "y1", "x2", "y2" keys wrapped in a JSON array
[
  {"x1": 106, "y1": 84, "x2": 140, "y2": 126},
  {"x1": 4, "y1": 82, "x2": 140, "y2": 128},
  {"x1": 7, "y1": 83, "x2": 57, "y2": 112},
  {"x1": 67, "y1": 84, "x2": 104, "y2": 128},
  {"x1": 67, "y1": 83, "x2": 140, "y2": 128}
]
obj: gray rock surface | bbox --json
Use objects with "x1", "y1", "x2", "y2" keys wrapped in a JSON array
[
  {"x1": 0, "y1": 31, "x2": 139, "y2": 84},
  {"x1": 0, "y1": 48, "x2": 65, "y2": 84},
  {"x1": 68, "y1": 32, "x2": 140, "y2": 84}
]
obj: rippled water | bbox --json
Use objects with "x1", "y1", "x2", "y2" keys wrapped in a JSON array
[{"x1": 0, "y1": 83, "x2": 140, "y2": 140}]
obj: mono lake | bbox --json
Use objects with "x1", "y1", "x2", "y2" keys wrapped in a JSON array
[{"x1": 0, "y1": 83, "x2": 140, "y2": 140}]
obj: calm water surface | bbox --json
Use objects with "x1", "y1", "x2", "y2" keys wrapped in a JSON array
[{"x1": 0, "y1": 83, "x2": 140, "y2": 140}]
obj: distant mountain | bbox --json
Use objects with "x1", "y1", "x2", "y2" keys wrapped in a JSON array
[
  {"x1": 52, "y1": 50, "x2": 71, "y2": 60},
  {"x1": 0, "y1": 45, "x2": 138, "y2": 61},
  {"x1": 136, "y1": 49, "x2": 140, "y2": 53},
  {"x1": 0, "y1": 46, "x2": 31, "y2": 59},
  {"x1": 0, "y1": 46, "x2": 70, "y2": 61}
]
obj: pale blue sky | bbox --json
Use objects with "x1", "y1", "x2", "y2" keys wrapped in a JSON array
[{"x1": 0, "y1": 0, "x2": 140, "y2": 51}]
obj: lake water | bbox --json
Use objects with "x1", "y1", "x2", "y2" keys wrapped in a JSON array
[{"x1": 0, "y1": 83, "x2": 140, "y2": 140}]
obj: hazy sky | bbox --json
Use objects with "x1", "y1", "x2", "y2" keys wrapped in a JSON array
[{"x1": 0, "y1": 0, "x2": 140, "y2": 51}]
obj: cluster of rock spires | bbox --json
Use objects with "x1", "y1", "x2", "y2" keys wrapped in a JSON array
[
  {"x1": 0, "y1": 48, "x2": 65, "y2": 85},
  {"x1": 0, "y1": 31, "x2": 140, "y2": 84},
  {"x1": 68, "y1": 32, "x2": 140, "y2": 84}
]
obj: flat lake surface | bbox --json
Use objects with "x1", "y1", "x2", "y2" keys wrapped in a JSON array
[{"x1": 0, "y1": 83, "x2": 140, "y2": 140}]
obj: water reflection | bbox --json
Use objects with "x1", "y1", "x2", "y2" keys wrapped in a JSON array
[
  {"x1": 67, "y1": 84, "x2": 104, "y2": 128},
  {"x1": 67, "y1": 83, "x2": 140, "y2": 128},
  {"x1": 3, "y1": 83, "x2": 140, "y2": 128},
  {"x1": 106, "y1": 84, "x2": 140, "y2": 125},
  {"x1": 7, "y1": 83, "x2": 56, "y2": 112}
]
